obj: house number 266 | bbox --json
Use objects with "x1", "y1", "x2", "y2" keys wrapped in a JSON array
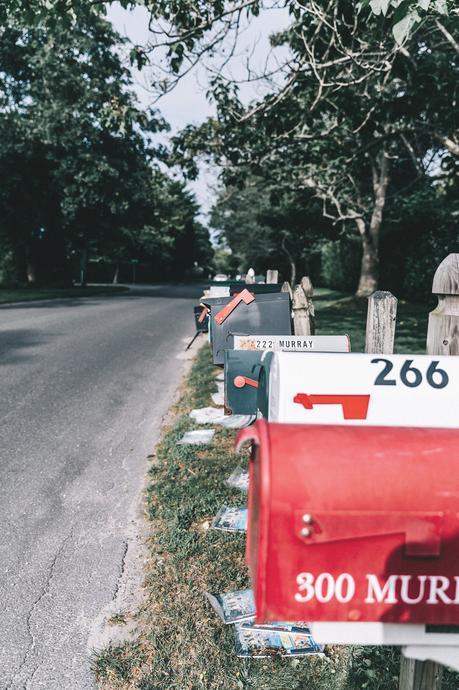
[{"x1": 371, "y1": 359, "x2": 449, "y2": 389}]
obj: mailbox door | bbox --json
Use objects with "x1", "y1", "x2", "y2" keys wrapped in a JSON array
[
  {"x1": 194, "y1": 306, "x2": 209, "y2": 333},
  {"x1": 224, "y1": 351, "x2": 263, "y2": 415},
  {"x1": 256, "y1": 352, "x2": 274, "y2": 419},
  {"x1": 205, "y1": 292, "x2": 292, "y2": 365},
  {"x1": 237, "y1": 420, "x2": 459, "y2": 626}
]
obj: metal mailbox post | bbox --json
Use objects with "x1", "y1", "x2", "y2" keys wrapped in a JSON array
[
  {"x1": 236, "y1": 420, "x2": 459, "y2": 628},
  {"x1": 201, "y1": 290, "x2": 292, "y2": 365}
]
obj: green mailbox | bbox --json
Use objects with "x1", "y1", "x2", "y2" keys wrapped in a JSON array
[
  {"x1": 224, "y1": 350, "x2": 263, "y2": 415},
  {"x1": 256, "y1": 351, "x2": 274, "y2": 419},
  {"x1": 201, "y1": 290, "x2": 292, "y2": 365}
]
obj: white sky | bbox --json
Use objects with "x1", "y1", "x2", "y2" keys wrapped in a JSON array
[{"x1": 107, "y1": 2, "x2": 291, "y2": 219}]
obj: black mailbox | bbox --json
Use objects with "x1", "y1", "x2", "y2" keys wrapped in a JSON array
[{"x1": 202, "y1": 290, "x2": 292, "y2": 365}]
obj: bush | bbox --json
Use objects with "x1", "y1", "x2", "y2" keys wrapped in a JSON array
[{"x1": 320, "y1": 237, "x2": 361, "y2": 293}]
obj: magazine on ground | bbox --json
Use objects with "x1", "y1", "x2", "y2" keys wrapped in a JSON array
[
  {"x1": 211, "y1": 381, "x2": 225, "y2": 406},
  {"x1": 225, "y1": 466, "x2": 249, "y2": 492},
  {"x1": 177, "y1": 429, "x2": 215, "y2": 445},
  {"x1": 220, "y1": 415, "x2": 255, "y2": 429},
  {"x1": 211, "y1": 505, "x2": 248, "y2": 532},
  {"x1": 189, "y1": 407, "x2": 226, "y2": 424},
  {"x1": 234, "y1": 625, "x2": 325, "y2": 658},
  {"x1": 205, "y1": 589, "x2": 255, "y2": 624}
]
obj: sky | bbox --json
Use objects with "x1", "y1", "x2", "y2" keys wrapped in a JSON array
[{"x1": 107, "y1": 2, "x2": 291, "y2": 220}]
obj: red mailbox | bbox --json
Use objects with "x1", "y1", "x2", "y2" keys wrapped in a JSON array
[{"x1": 236, "y1": 420, "x2": 459, "y2": 626}]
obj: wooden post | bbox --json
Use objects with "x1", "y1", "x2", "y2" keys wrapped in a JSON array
[
  {"x1": 281, "y1": 281, "x2": 293, "y2": 299},
  {"x1": 301, "y1": 276, "x2": 315, "y2": 335},
  {"x1": 266, "y1": 269, "x2": 279, "y2": 284},
  {"x1": 365, "y1": 291, "x2": 398, "y2": 354},
  {"x1": 292, "y1": 276, "x2": 315, "y2": 336},
  {"x1": 245, "y1": 267, "x2": 255, "y2": 284},
  {"x1": 399, "y1": 658, "x2": 443, "y2": 690},
  {"x1": 427, "y1": 253, "x2": 459, "y2": 355}
]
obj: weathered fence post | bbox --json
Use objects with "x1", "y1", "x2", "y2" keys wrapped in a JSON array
[
  {"x1": 365, "y1": 291, "x2": 398, "y2": 354},
  {"x1": 427, "y1": 253, "x2": 459, "y2": 355},
  {"x1": 281, "y1": 281, "x2": 293, "y2": 299},
  {"x1": 399, "y1": 658, "x2": 443, "y2": 690},
  {"x1": 245, "y1": 267, "x2": 255, "y2": 284},
  {"x1": 292, "y1": 276, "x2": 315, "y2": 336},
  {"x1": 266, "y1": 269, "x2": 279, "y2": 284}
]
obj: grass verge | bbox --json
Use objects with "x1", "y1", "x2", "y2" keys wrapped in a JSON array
[
  {"x1": 93, "y1": 344, "x2": 399, "y2": 690},
  {"x1": 313, "y1": 287, "x2": 431, "y2": 354},
  {"x1": 93, "y1": 291, "x2": 458, "y2": 690},
  {"x1": 0, "y1": 285, "x2": 128, "y2": 305}
]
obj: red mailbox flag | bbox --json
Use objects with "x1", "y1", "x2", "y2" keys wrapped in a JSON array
[{"x1": 236, "y1": 420, "x2": 459, "y2": 626}]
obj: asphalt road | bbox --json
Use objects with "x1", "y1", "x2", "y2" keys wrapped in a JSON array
[{"x1": 0, "y1": 284, "x2": 202, "y2": 689}]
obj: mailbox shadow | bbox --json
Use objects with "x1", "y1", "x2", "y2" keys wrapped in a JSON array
[{"x1": 380, "y1": 532, "x2": 459, "y2": 625}]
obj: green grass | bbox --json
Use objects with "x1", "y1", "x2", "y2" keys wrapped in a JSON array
[
  {"x1": 313, "y1": 287, "x2": 432, "y2": 354},
  {"x1": 94, "y1": 345, "x2": 353, "y2": 690},
  {"x1": 0, "y1": 285, "x2": 128, "y2": 304}
]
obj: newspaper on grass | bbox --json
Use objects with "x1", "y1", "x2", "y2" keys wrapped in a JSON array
[
  {"x1": 189, "y1": 408, "x2": 254, "y2": 429},
  {"x1": 225, "y1": 466, "x2": 249, "y2": 492},
  {"x1": 220, "y1": 415, "x2": 255, "y2": 429},
  {"x1": 211, "y1": 387, "x2": 225, "y2": 406},
  {"x1": 211, "y1": 505, "x2": 248, "y2": 532},
  {"x1": 205, "y1": 589, "x2": 255, "y2": 624},
  {"x1": 234, "y1": 624, "x2": 325, "y2": 658},
  {"x1": 177, "y1": 429, "x2": 215, "y2": 445},
  {"x1": 189, "y1": 407, "x2": 225, "y2": 424}
]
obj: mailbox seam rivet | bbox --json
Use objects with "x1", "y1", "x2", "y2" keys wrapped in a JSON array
[
  {"x1": 302, "y1": 514, "x2": 313, "y2": 524},
  {"x1": 300, "y1": 527, "x2": 311, "y2": 537}
]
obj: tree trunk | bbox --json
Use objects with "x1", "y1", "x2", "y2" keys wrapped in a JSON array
[
  {"x1": 356, "y1": 222, "x2": 379, "y2": 297},
  {"x1": 25, "y1": 245, "x2": 37, "y2": 286},
  {"x1": 112, "y1": 263, "x2": 120, "y2": 284},
  {"x1": 290, "y1": 260, "x2": 297, "y2": 288},
  {"x1": 79, "y1": 249, "x2": 88, "y2": 287},
  {"x1": 355, "y1": 151, "x2": 390, "y2": 297},
  {"x1": 281, "y1": 238, "x2": 296, "y2": 287}
]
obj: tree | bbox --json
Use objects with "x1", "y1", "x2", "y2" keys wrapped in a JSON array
[
  {"x1": 0, "y1": 7, "x2": 213, "y2": 285},
  {"x1": 210, "y1": 177, "x2": 333, "y2": 284},
  {"x1": 170, "y1": 3, "x2": 457, "y2": 294}
]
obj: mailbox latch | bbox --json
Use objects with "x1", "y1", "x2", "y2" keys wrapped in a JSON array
[{"x1": 294, "y1": 510, "x2": 444, "y2": 557}]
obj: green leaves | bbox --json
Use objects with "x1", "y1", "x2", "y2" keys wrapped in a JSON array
[{"x1": 393, "y1": 7, "x2": 421, "y2": 43}]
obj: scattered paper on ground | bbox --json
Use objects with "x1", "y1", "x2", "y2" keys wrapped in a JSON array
[
  {"x1": 205, "y1": 589, "x2": 255, "y2": 624},
  {"x1": 226, "y1": 466, "x2": 249, "y2": 492},
  {"x1": 220, "y1": 415, "x2": 255, "y2": 429},
  {"x1": 211, "y1": 381, "x2": 225, "y2": 406},
  {"x1": 211, "y1": 505, "x2": 248, "y2": 532},
  {"x1": 177, "y1": 429, "x2": 215, "y2": 445},
  {"x1": 190, "y1": 407, "x2": 226, "y2": 424},
  {"x1": 234, "y1": 625, "x2": 325, "y2": 658}
]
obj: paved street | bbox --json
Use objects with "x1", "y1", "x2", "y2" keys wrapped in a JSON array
[{"x1": 0, "y1": 284, "x2": 202, "y2": 689}]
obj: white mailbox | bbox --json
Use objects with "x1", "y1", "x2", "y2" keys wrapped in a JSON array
[{"x1": 265, "y1": 351, "x2": 459, "y2": 427}]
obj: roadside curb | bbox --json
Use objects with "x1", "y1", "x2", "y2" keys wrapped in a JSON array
[{"x1": 87, "y1": 333, "x2": 206, "y2": 655}]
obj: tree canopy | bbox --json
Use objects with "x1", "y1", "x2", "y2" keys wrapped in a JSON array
[{"x1": 0, "y1": 7, "x2": 212, "y2": 286}]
